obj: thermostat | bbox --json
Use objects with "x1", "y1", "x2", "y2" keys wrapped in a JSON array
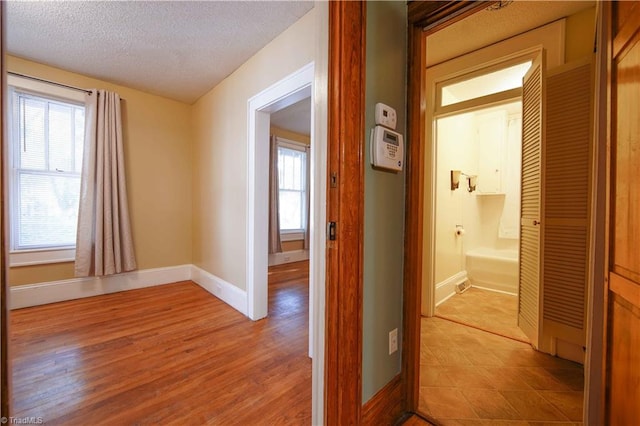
[{"x1": 375, "y1": 102, "x2": 397, "y2": 130}]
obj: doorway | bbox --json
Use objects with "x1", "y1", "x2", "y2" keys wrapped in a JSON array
[
  {"x1": 409, "y1": 1, "x2": 597, "y2": 424},
  {"x1": 246, "y1": 62, "x2": 317, "y2": 356},
  {"x1": 267, "y1": 95, "x2": 313, "y2": 354},
  {"x1": 433, "y1": 97, "x2": 526, "y2": 342}
]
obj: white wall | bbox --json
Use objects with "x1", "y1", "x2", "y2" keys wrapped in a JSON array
[
  {"x1": 191, "y1": 9, "x2": 316, "y2": 290},
  {"x1": 434, "y1": 112, "x2": 479, "y2": 284}
]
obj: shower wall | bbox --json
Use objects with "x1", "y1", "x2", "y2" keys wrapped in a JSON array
[{"x1": 435, "y1": 103, "x2": 522, "y2": 297}]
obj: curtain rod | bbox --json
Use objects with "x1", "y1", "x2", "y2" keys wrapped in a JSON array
[{"x1": 8, "y1": 71, "x2": 93, "y2": 95}]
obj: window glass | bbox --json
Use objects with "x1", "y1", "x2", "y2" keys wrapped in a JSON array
[
  {"x1": 441, "y1": 61, "x2": 532, "y2": 107},
  {"x1": 277, "y1": 145, "x2": 306, "y2": 231},
  {"x1": 11, "y1": 89, "x2": 85, "y2": 250}
]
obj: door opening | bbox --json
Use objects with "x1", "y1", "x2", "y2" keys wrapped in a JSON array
[
  {"x1": 427, "y1": 52, "x2": 538, "y2": 342},
  {"x1": 246, "y1": 62, "x2": 316, "y2": 348},
  {"x1": 267, "y1": 96, "x2": 312, "y2": 353},
  {"x1": 433, "y1": 99, "x2": 526, "y2": 342}
]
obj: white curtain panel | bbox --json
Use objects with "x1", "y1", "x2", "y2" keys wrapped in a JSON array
[{"x1": 75, "y1": 89, "x2": 137, "y2": 277}]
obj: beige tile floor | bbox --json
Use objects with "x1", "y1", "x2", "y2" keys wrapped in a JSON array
[
  {"x1": 435, "y1": 287, "x2": 529, "y2": 342},
  {"x1": 419, "y1": 317, "x2": 584, "y2": 425}
]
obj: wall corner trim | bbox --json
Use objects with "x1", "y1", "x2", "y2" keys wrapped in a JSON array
[
  {"x1": 190, "y1": 265, "x2": 247, "y2": 316},
  {"x1": 10, "y1": 264, "x2": 192, "y2": 309}
]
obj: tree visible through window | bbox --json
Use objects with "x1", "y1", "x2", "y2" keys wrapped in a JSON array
[
  {"x1": 10, "y1": 89, "x2": 85, "y2": 250},
  {"x1": 277, "y1": 145, "x2": 306, "y2": 232}
]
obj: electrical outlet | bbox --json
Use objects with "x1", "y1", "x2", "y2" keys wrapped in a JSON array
[
  {"x1": 284, "y1": 255, "x2": 290, "y2": 261},
  {"x1": 389, "y1": 328, "x2": 398, "y2": 355}
]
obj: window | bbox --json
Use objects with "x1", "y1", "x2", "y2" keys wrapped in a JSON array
[
  {"x1": 277, "y1": 142, "x2": 307, "y2": 233},
  {"x1": 8, "y1": 81, "x2": 85, "y2": 264},
  {"x1": 439, "y1": 61, "x2": 532, "y2": 107}
]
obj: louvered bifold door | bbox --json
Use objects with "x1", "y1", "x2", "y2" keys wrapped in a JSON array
[
  {"x1": 542, "y1": 59, "x2": 593, "y2": 352},
  {"x1": 519, "y1": 51, "x2": 545, "y2": 348}
]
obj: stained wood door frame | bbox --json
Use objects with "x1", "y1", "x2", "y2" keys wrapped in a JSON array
[
  {"x1": 0, "y1": 2, "x2": 8, "y2": 418},
  {"x1": 325, "y1": 1, "x2": 366, "y2": 424},
  {"x1": 403, "y1": 2, "x2": 607, "y2": 423}
]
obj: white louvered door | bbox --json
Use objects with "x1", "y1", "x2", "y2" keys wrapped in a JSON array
[
  {"x1": 542, "y1": 59, "x2": 592, "y2": 354},
  {"x1": 519, "y1": 51, "x2": 545, "y2": 348}
]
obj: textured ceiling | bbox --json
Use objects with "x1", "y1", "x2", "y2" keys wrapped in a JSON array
[
  {"x1": 6, "y1": 1, "x2": 314, "y2": 104},
  {"x1": 427, "y1": 0, "x2": 595, "y2": 67},
  {"x1": 271, "y1": 97, "x2": 311, "y2": 136}
]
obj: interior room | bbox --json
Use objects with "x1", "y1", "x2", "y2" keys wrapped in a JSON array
[{"x1": 3, "y1": 1, "x2": 320, "y2": 423}]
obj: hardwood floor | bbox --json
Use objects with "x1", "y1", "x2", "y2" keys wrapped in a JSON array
[{"x1": 11, "y1": 261, "x2": 311, "y2": 424}]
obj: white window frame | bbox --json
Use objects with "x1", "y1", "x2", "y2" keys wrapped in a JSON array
[
  {"x1": 7, "y1": 75, "x2": 86, "y2": 267},
  {"x1": 276, "y1": 137, "x2": 308, "y2": 239}
]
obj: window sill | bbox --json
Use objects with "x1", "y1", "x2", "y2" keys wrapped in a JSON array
[
  {"x1": 10, "y1": 248, "x2": 76, "y2": 267},
  {"x1": 281, "y1": 231, "x2": 305, "y2": 242}
]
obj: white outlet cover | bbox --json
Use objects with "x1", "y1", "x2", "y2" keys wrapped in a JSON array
[{"x1": 389, "y1": 328, "x2": 398, "y2": 355}]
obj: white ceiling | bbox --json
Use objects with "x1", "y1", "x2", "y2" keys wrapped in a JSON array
[
  {"x1": 271, "y1": 97, "x2": 311, "y2": 136},
  {"x1": 427, "y1": 0, "x2": 595, "y2": 67},
  {"x1": 6, "y1": 1, "x2": 314, "y2": 104}
]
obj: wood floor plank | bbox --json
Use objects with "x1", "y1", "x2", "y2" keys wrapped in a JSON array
[{"x1": 11, "y1": 262, "x2": 311, "y2": 424}]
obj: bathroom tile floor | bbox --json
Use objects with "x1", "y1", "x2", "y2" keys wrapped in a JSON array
[
  {"x1": 419, "y1": 317, "x2": 584, "y2": 425},
  {"x1": 435, "y1": 287, "x2": 529, "y2": 342}
]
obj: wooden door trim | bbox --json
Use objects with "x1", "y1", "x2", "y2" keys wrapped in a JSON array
[
  {"x1": 0, "y1": 1, "x2": 9, "y2": 417},
  {"x1": 403, "y1": 18, "x2": 427, "y2": 412},
  {"x1": 403, "y1": 0, "x2": 500, "y2": 415},
  {"x1": 325, "y1": 1, "x2": 366, "y2": 424}
]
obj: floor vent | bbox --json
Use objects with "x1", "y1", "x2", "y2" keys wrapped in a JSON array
[{"x1": 455, "y1": 280, "x2": 471, "y2": 294}]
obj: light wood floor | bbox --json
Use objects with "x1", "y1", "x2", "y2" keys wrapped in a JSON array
[
  {"x1": 419, "y1": 317, "x2": 584, "y2": 425},
  {"x1": 435, "y1": 287, "x2": 529, "y2": 342},
  {"x1": 11, "y1": 261, "x2": 311, "y2": 425}
]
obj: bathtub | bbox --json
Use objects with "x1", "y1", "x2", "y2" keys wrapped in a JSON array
[{"x1": 465, "y1": 247, "x2": 519, "y2": 295}]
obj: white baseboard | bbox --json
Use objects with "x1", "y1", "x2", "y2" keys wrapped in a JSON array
[
  {"x1": 11, "y1": 264, "x2": 249, "y2": 318},
  {"x1": 472, "y1": 284, "x2": 517, "y2": 296},
  {"x1": 190, "y1": 266, "x2": 247, "y2": 316},
  {"x1": 268, "y1": 249, "x2": 309, "y2": 266},
  {"x1": 435, "y1": 271, "x2": 468, "y2": 307},
  {"x1": 10, "y1": 264, "x2": 192, "y2": 310}
]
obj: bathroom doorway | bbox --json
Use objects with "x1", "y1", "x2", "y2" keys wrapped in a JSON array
[
  {"x1": 433, "y1": 98, "x2": 526, "y2": 341},
  {"x1": 412, "y1": 2, "x2": 597, "y2": 424}
]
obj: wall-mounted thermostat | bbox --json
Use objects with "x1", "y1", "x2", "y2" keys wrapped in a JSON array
[
  {"x1": 370, "y1": 125, "x2": 403, "y2": 172},
  {"x1": 375, "y1": 102, "x2": 397, "y2": 130}
]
